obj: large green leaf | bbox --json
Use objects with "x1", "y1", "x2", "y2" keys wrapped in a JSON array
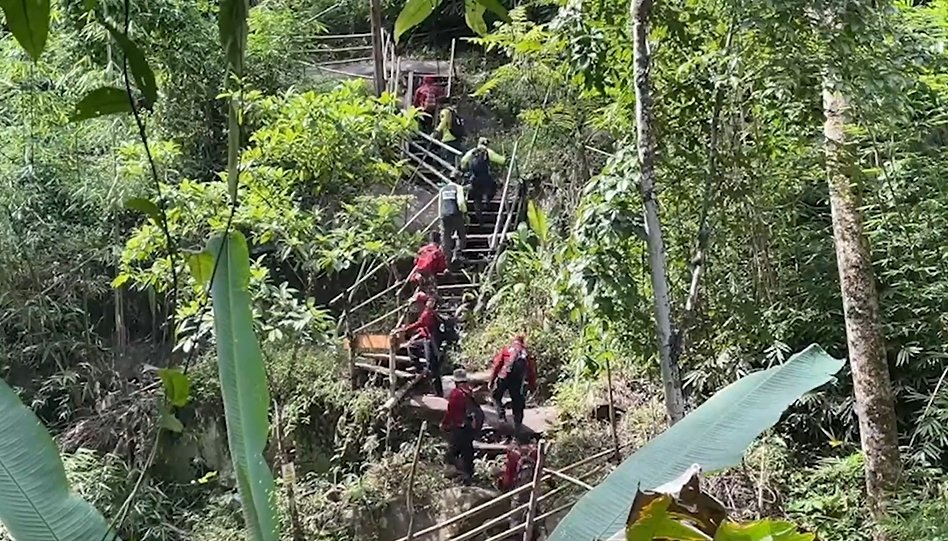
[
  {"x1": 474, "y1": 0, "x2": 510, "y2": 22},
  {"x1": 71, "y1": 86, "x2": 131, "y2": 122},
  {"x1": 0, "y1": 0, "x2": 49, "y2": 61},
  {"x1": 208, "y1": 231, "x2": 279, "y2": 541},
  {"x1": 102, "y1": 20, "x2": 158, "y2": 109},
  {"x1": 464, "y1": 0, "x2": 488, "y2": 37},
  {"x1": 0, "y1": 378, "x2": 120, "y2": 541},
  {"x1": 218, "y1": 0, "x2": 248, "y2": 74},
  {"x1": 394, "y1": 0, "x2": 441, "y2": 43},
  {"x1": 549, "y1": 345, "x2": 844, "y2": 541}
]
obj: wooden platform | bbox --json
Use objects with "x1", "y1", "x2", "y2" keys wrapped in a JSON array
[{"x1": 406, "y1": 395, "x2": 557, "y2": 435}]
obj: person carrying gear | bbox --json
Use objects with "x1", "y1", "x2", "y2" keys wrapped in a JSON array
[
  {"x1": 413, "y1": 75, "x2": 445, "y2": 132},
  {"x1": 460, "y1": 137, "x2": 506, "y2": 223},
  {"x1": 432, "y1": 101, "x2": 466, "y2": 163},
  {"x1": 488, "y1": 335, "x2": 537, "y2": 433},
  {"x1": 498, "y1": 432, "x2": 539, "y2": 535},
  {"x1": 439, "y1": 171, "x2": 467, "y2": 264},
  {"x1": 441, "y1": 368, "x2": 484, "y2": 485},
  {"x1": 410, "y1": 231, "x2": 448, "y2": 295},
  {"x1": 392, "y1": 292, "x2": 444, "y2": 397}
]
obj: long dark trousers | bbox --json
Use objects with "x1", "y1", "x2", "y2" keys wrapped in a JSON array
[
  {"x1": 409, "y1": 338, "x2": 443, "y2": 397},
  {"x1": 447, "y1": 426, "x2": 475, "y2": 484},
  {"x1": 492, "y1": 377, "x2": 525, "y2": 427},
  {"x1": 441, "y1": 213, "x2": 465, "y2": 262},
  {"x1": 469, "y1": 176, "x2": 497, "y2": 224}
]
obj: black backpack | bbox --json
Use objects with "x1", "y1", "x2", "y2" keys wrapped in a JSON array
[
  {"x1": 463, "y1": 390, "x2": 485, "y2": 431},
  {"x1": 470, "y1": 148, "x2": 490, "y2": 178},
  {"x1": 506, "y1": 348, "x2": 528, "y2": 382},
  {"x1": 448, "y1": 108, "x2": 466, "y2": 139},
  {"x1": 435, "y1": 314, "x2": 459, "y2": 346}
]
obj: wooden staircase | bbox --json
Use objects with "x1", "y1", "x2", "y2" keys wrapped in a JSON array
[{"x1": 337, "y1": 132, "x2": 553, "y2": 451}]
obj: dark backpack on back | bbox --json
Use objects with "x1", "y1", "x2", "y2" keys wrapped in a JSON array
[
  {"x1": 505, "y1": 348, "x2": 528, "y2": 383},
  {"x1": 435, "y1": 314, "x2": 459, "y2": 346},
  {"x1": 463, "y1": 390, "x2": 485, "y2": 431},
  {"x1": 449, "y1": 109, "x2": 466, "y2": 139},
  {"x1": 470, "y1": 148, "x2": 490, "y2": 178}
]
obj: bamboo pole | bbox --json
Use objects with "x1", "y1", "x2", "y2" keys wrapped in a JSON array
[
  {"x1": 405, "y1": 421, "x2": 428, "y2": 541},
  {"x1": 446, "y1": 465, "x2": 604, "y2": 541},
  {"x1": 481, "y1": 500, "x2": 577, "y2": 541},
  {"x1": 410, "y1": 141, "x2": 460, "y2": 174},
  {"x1": 312, "y1": 32, "x2": 372, "y2": 39},
  {"x1": 392, "y1": 446, "x2": 621, "y2": 541},
  {"x1": 447, "y1": 38, "x2": 457, "y2": 97},
  {"x1": 522, "y1": 441, "x2": 546, "y2": 541},
  {"x1": 418, "y1": 131, "x2": 464, "y2": 156},
  {"x1": 491, "y1": 141, "x2": 519, "y2": 249},
  {"x1": 311, "y1": 64, "x2": 373, "y2": 79},
  {"x1": 543, "y1": 467, "x2": 593, "y2": 491},
  {"x1": 316, "y1": 56, "x2": 374, "y2": 66}
]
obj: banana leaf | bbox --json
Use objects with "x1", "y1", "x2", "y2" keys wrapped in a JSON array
[
  {"x1": 209, "y1": 231, "x2": 279, "y2": 541},
  {"x1": 0, "y1": 378, "x2": 119, "y2": 541},
  {"x1": 548, "y1": 344, "x2": 843, "y2": 541}
]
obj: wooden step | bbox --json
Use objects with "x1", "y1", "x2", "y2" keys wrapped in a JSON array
[{"x1": 354, "y1": 362, "x2": 416, "y2": 379}]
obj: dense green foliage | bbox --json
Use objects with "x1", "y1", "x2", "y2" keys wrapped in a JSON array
[{"x1": 2, "y1": 0, "x2": 948, "y2": 538}]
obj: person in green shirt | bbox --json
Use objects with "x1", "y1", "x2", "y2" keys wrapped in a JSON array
[
  {"x1": 460, "y1": 137, "x2": 506, "y2": 223},
  {"x1": 439, "y1": 170, "x2": 468, "y2": 263},
  {"x1": 432, "y1": 102, "x2": 465, "y2": 164}
]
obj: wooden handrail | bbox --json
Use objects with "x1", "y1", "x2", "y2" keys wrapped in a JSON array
[
  {"x1": 392, "y1": 446, "x2": 621, "y2": 541},
  {"x1": 417, "y1": 131, "x2": 463, "y2": 156},
  {"x1": 409, "y1": 140, "x2": 459, "y2": 175},
  {"x1": 307, "y1": 45, "x2": 374, "y2": 54},
  {"x1": 312, "y1": 32, "x2": 372, "y2": 39},
  {"x1": 316, "y1": 56, "x2": 373, "y2": 66},
  {"x1": 406, "y1": 152, "x2": 451, "y2": 189},
  {"x1": 330, "y1": 210, "x2": 438, "y2": 307},
  {"x1": 490, "y1": 141, "x2": 519, "y2": 250}
]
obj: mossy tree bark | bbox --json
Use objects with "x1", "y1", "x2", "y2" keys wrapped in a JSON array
[
  {"x1": 822, "y1": 78, "x2": 901, "y2": 536},
  {"x1": 631, "y1": 0, "x2": 685, "y2": 425}
]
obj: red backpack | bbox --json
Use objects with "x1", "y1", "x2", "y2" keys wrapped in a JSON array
[{"x1": 415, "y1": 243, "x2": 447, "y2": 275}]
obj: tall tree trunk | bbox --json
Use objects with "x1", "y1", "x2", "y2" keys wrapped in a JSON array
[
  {"x1": 631, "y1": 0, "x2": 685, "y2": 425},
  {"x1": 822, "y1": 77, "x2": 900, "y2": 532}
]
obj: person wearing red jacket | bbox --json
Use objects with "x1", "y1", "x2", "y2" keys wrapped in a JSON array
[
  {"x1": 410, "y1": 231, "x2": 448, "y2": 296},
  {"x1": 488, "y1": 335, "x2": 537, "y2": 432},
  {"x1": 392, "y1": 291, "x2": 444, "y2": 396},
  {"x1": 441, "y1": 368, "x2": 482, "y2": 485},
  {"x1": 498, "y1": 432, "x2": 538, "y2": 532},
  {"x1": 413, "y1": 75, "x2": 444, "y2": 131}
]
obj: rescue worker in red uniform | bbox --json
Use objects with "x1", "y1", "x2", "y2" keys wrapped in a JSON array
[
  {"x1": 410, "y1": 231, "x2": 448, "y2": 296},
  {"x1": 498, "y1": 432, "x2": 538, "y2": 534},
  {"x1": 392, "y1": 291, "x2": 443, "y2": 396},
  {"x1": 488, "y1": 335, "x2": 537, "y2": 433},
  {"x1": 441, "y1": 368, "x2": 483, "y2": 485}
]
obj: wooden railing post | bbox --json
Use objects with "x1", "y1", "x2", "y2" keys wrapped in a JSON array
[{"x1": 522, "y1": 440, "x2": 546, "y2": 541}]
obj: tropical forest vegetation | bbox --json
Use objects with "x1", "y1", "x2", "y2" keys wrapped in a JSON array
[{"x1": 0, "y1": 0, "x2": 947, "y2": 539}]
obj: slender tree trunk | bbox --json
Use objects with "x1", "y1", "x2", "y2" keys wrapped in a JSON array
[
  {"x1": 822, "y1": 78, "x2": 900, "y2": 532},
  {"x1": 369, "y1": 0, "x2": 385, "y2": 96},
  {"x1": 631, "y1": 0, "x2": 685, "y2": 425}
]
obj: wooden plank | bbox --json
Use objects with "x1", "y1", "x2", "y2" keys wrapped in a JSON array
[
  {"x1": 347, "y1": 333, "x2": 392, "y2": 352},
  {"x1": 354, "y1": 362, "x2": 414, "y2": 379}
]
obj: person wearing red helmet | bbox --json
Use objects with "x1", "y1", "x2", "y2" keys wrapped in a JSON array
[
  {"x1": 392, "y1": 291, "x2": 444, "y2": 396},
  {"x1": 488, "y1": 335, "x2": 537, "y2": 433}
]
